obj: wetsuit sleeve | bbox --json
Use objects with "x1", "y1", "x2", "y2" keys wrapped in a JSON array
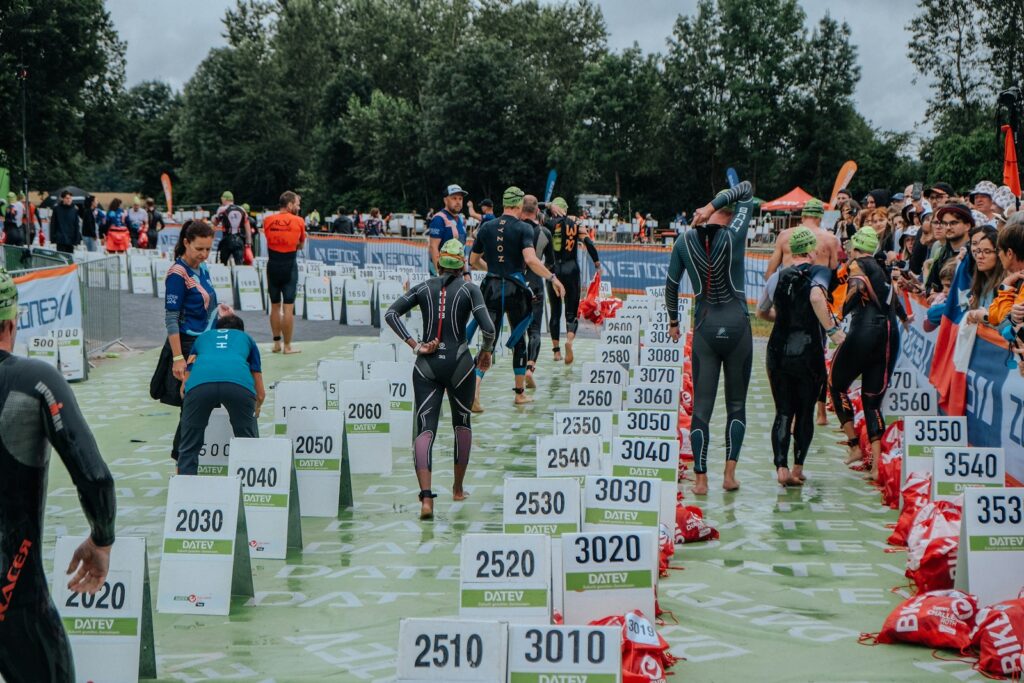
[
  {"x1": 665, "y1": 237, "x2": 686, "y2": 323},
  {"x1": 385, "y1": 283, "x2": 422, "y2": 341},
  {"x1": 470, "y1": 284, "x2": 496, "y2": 353},
  {"x1": 36, "y1": 364, "x2": 116, "y2": 546},
  {"x1": 582, "y1": 236, "x2": 599, "y2": 265},
  {"x1": 710, "y1": 181, "x2": 753, "y2": 210}
]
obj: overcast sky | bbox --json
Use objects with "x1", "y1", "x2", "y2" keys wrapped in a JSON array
[{"x1": 108, "y1": 0, "x2": 930, "y2": 133}]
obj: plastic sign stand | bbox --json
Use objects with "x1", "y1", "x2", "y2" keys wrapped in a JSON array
[
  {"x1": 234, "y1": 266, "x2": 263, "y2": 311},
  {"x1": 582, "y1": 476, "x2": 661, "y2": 533},
  {"x1": 305, "y1": 275, "x2": 333, "y2": 321},
  {"x1": 273, "y1": 380, "x2": 327, "y2": 435},
  {"x1": 340, "y1": 379, "x2": 393, "y2": 474},
  {"x1": 459, "y1": 533, "x2": 551, "y2": 623},
  {"x1": 955, "y1": 488, "x2": 1024, "y2": 608},
  {"x1": 157, "y1": 475, "x2": 254, "y2": 616},
  {"x1": 616, "y1": 410, "x2": 678, "y2": 439},
  {"x1": 536, "y1": 434, "x2": 606, "y2": 478},
  {"x1": 53, "y1": 535, "x2": 156, "y2": 682},
  {"x1": 902, "y1": 416, "x2": 968, "y2": 488},
  {"x1": 396, "y1": 618, "x2": 507, "y2": 682},
  {"x1": 50, "y1": 327, "x2": 86, "y2": 381},
  {"x1": 630, "y1": 365, "x2": 681, "y2": 389},
  {"x1": 330, "y1": 276, "x2": 347, "y2": 320},
  {"x1": 611, "y1": 437, "x2": 679, "y2": 530},
  {"x1": 594, "y1": 343, "x2": 636, "y2": 368},
  {"x1": 316, "y1": 359, "x2": 363, "y2": 410},
  {"x1": 115, "y1": 254, "x2": 129, "y2": 290},
  {"x1": 365, "y1": 360, "x2": 415, "y2": 448},
  {"x1": 206, "y1": 263, "x2": 233, "y2": 307},
  {"x1": 231, "y1": 437, "x2": 302, "y2": 559},
  {"x1": 932, "y1": 447, "x2": 1006, "y2": 501},
  {"x1": 152, "y1": 259, "x2": 172, "y2": 298},
  {"x1": 503, "y1": 477, "x2": 582, "y2": 536},
  {"x1": 129, "y1": 255, "x2": 153, "y2": 295},
  {"x1": 27, "y1": 335, "x2": 59, "y2": 368},
  {"x1": 354, "y1": 342, "x2": 397, "y2": 366},
  {"x1": 561, "y1": 529, "x2": 657, "y2": 625},
  {"x1": 581, "y1": 362, "x2": 628, "y2": 387},
  {"x1": 638, "y1": 344, "x2": 683, "y2": 368},
  {"x1": 344, "y1": 278, "x2": 373, "y2": 325},
  {"x1": 198, "y1": 408, "x2": 232, "y2": 475},
  {"x1": 625, "y1": 382, "x2": 678, "y2": 411},
  {"x1": 506, "y1": 624, "x2": 622, "y2": 683},
  {"x1": 287, "y1": 410, "x2": 347, "y2": 517},
  {"x1": 375, "y1": 280, "x2": 405, "y2": 329},
  {"x1": 570, "y1": 382, "x2": 623, "y2": 411}
]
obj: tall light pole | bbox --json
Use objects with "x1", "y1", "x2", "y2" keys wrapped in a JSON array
[{"x1": 16, "y1": 60, "x2": 28, "y2": 197}]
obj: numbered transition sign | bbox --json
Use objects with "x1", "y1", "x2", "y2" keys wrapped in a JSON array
[
  {"x1": 288, "y1": 409, "x2": 345, "y2": 517},
  {"x1": 630, "y1": 365, "x2": 681, "y2": 388},
  {"x1": 571, "y1": 382, "x2": 623, "y2": 411},
  {"x1": 594, "y1": 344, "x2": 636, "y2": 368},
  {"x1": 612, "y1": 436, "x2": 679, "y2": 529},
  {"x1": 232, "y1": 437, "x2": 302, "y2": 559},
  {"x1": 903, "y1": 416, "x2": 967, "y2": 486},
  {"x1": 340, "y1": 379, "x2": 393, "y2": 474},
  {"x1": 581, "y1": 362, "x2": 628, "y2": 387},
  {"x1": 883, "y1": 369, "x2": 938, "y2": 423},
  {"x1": 365, "y1": 360, "x2": 415, "y2": 447},
  {"x1": 536, "y1": 434, "x2": 606, "y2": 478},
  {"x1": 956, "y1": 488, "x2": 1024, "y2": 608},
  {"x1": 459, "y1": 533, "x2": 551, "y2": 623},
  {"x1": 503, "y1": 477, "x2": 582, "y2": 536},
  {"x1": 932, "y1": 447, "x2": 1006, "y2": 501},
  {"x1": 506, "y1": 625, "x2": 621, "y2": 683},
  {"x1": 583, "y1": 476, "x2": 660, "y2": 532},
  {"x1": 157, "y1": 475, "x2": 253, "y2": 616},
  {"x1": 317, "y1": 359, "x2": 362, "y2": 410},
  {"x1": 198, "y1": 408, "x2": 232, "y2": 475},
  {"x1": 397, "y1": 618, "x2": 507, "y2": 683},
  {"x1": 53, "y1": 535, "x2": 155, "y2": 683},
  {"x1": 561, "y1": 530, "x2": 656, "y2": 625},
  {"x1": 273, "y1": 380, "x2": 326, "y2": 435},
  {"x1": 616, "y1": 410, "x2": 677, "y2": 439}
]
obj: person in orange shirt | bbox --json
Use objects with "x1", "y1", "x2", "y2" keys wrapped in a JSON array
[
  {"x1": 989, "y1": 215, "x2": 1024, "y2": 329},
  {"x1": 263, "y1": 191, "x2": 306, "y2": 354}
]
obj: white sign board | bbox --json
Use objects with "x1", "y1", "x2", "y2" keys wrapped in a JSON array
[
  {"x1": 157, "y1": 475, "x2": 253, "y2": 616},
  {"x1": 883, "y1": 369, "x2": 938, "y2": 424},
  {"x1": 536, "y1": 434, "x2": 606, "y2": 478},
  {"x1": 594, "y1": 344, "x2": 636, "y2": 368},
  {"x1": 330, "y1": 276, "x2": 347, "y2": 320},
  {"x1": 354, "y1": 342, "x2": 397, "y2": 366},
  {"x1": 287, "y1": 410, "x2": 344, "y2": 517},
  {"x1": 376, "y1": 280, "x2": 405, "y2": 328},
  {"x1": 583, "y1": 475, "x2": 660, "y2": 532},
  {"x1": 625, "y1": 382, "x2": 678, "y2": 411},
  {"x1": 304, "y1": 275, "x2": 333, "y2": 320},
  {"x1": 933, "y1": 447, "x2": 1006, "y2": 501},
  {"x1": 344, "y1": 278, "x2": 373, "y2": 325},
  {"x1": 207, "y1": 263, "x2": 233, "y2": 306},
  {"x1": 231, "y1": 437, "x2": 301, "y2": 559},
  {"x1": 234, "y1": 266, "x2": 263, "y2": 311},
  {"x1": 198, "y1": 408, "x2": 232, "y2": 475},
  {"x1": 396, "y1": 619, "x2": 507, "y2": 683},
  {"x1": 506, "y1": 625, "x2": 621, "y2": 683},
  {"x1": 611, "y1": 437, "x2": 679, "y2": 529},
  {"x1": 50, "y1": 327, "x2": 85, "y2": 381},
  {"x1": 340, "y1": 379, "x2": 393, "y2": 474},
  {"x1": 603, "y1": 318, "x2": 638, "y2": 336},
  {"x1": 27, "y1": 335, "x2": 59, "y2": 368},
  {"x1": 638, "y1": 345, "x2": 683, "y2": 368},
  {"x1": 571, "y1": 382, "x2": 622, "y2": 411},
  {"x1": 273, "y1": 380, "x2": 327, "y2": 435},
  {"x1": 581, "y1": 362, "x2": 628, "y2": 387},
  {"x1": 642, "y1": 325, "x2": 684, "y2": 348},
  {"x1": 129, "y1": 255, "x2": 153, "y2": 294},
  {"x1": 561, "y1": 530, "x2": 657, "y2": 625},
  {"x1": 53, "y1": 535, "x2": 154, "y2": 683},
  {"x1": 459, "y1": 533, "x2": 551, "y2": 623},
  {"x1": 503, "y1": 477, "x2": 581, "y2": 536},
  {"x1": 616, "y1": 410, "x2": 677, "y2": 439},
  {"x1": 631, "y1": 365, "x2": 681, "y2": 388},
  {"x1": 316, "y1": 359, "x2": 362, "y2": 410},
  {"x1": 600, "y1": 328, "x2": 638, "y2": 349},
  {"x1": 903, "y1": 416, "x2": 968, "y2": 486},
  {"x1": 365, "y1": 360, "x2": 415, "y2": 447},
  {"x1": 956, "y1": 488, "x2": 1024, "y2": 608}
]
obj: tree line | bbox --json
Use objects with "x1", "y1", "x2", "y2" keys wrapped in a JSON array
[{"x1": 1, "y1": 0, "x2": 1021, "y2": 217}]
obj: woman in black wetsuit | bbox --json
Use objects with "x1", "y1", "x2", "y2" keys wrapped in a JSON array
[
  {"x1": 829, "y1": 227, "x2": 904, "y2": 481},
  {"x1": 665, "y1": 181, "x2": 755, "y2": 495},
  {"x1": 385, "y1": 239, "x2": 496, "y2": 519}
]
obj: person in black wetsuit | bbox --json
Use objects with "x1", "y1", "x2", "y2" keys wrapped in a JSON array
[
  {"x1": 546, "y1": 197, "x2": 600, "y2": 364},
  {"x1": 520, "y1": 195, "x2": 554, "y2": 389},
  {"x1": 469, "y1": 186, "x2": 565, "y2": 407},
  {"x1": 829, "y1": 227, "x2": 905, "y2": 481},
  {"x1": 0, "y1": 271, "x2": 117, "y2": 683},
  {"x1": 385, "y1": 239, "x2": 497, "y2": 519},
  {"x1": 665, "y1": 181, "x2": 755, "y2": 495},
  {"x1": 756, "y1": 227, "x2": 846, "y2": 487}
]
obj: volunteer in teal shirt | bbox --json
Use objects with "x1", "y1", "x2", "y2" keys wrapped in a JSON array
[{"x1": 176, "y1": 315, "x2": 266, "y2": 475}]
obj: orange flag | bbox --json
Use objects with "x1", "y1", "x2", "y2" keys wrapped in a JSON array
[
  {"x1": 1003, "y1": 125, "x2": 1021, "y2": 198},
  {"x1": 160, "y1": 172, "x2": 174, "y2": 214},
  {"x1": 829, "y1": 160, "x2": 857, "y2": 207}
]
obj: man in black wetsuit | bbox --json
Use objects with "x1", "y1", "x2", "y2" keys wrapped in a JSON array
[
  {"x1": 756, "y1": 227, "x2": 846, "y2": 487},
  {"x1": 520, "y1": 195, "x2": 554, "y2": 389},
  {"x1": 470, "y1": 186, "x2": 565, "y2": 406},
  {"x1": 665, "y1": 181, "x2": 754, "y2": 495},
  {"x1": 546, "y1": 197, "x2": 600, "y2": 364},
  {"x1": 385, "y1": 240, "x2": 496, "y2": 519},
  {"x1": 0, "y1": 271, "x2": 117, "y2": 683}
]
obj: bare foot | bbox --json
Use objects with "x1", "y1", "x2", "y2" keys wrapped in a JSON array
[
  {"x1": 843, "y1": 445, "x2": 862, "y2": 465},
  {"x1": 514, "y1": 392, "x2": 534, "y2": 405},
  {"x1": 777, "y1": 467, "x2": 791, "y2": 486},
  {"x1": 471, "y1": 400, "x2": 485, "y2": 414},
  {"x1": 815, "y1": 404, "x2": 828, "y2": 426},
  {"x1": 525, "y1": 373, "x2": 536, "y2": 389},
  {"x1": 272, "y1": 343, "x2": 282, "y2": 353},
  {"x1": 420, "y1": 497, "x2": 434, "y2": 520},
  {"x1": 690, "y1": 473, "x2": 709, "y2": 495},
  {"x1": 283, "y1": 346, "x2": 302, "y2": 355},
  {"x1": 453, "y1": 489, "x2": 470, "y2": 501},
  {"x1": 792, "y1": 465, "x2": 806, "y2": 482},
  {"x1": 564, "y1": 343, "x2": 574, "y2": 365},
  {"x1": 723, "y1": 461, "x2": 740, "y2": 491},
  {"x1": 553, "y1": 348, "x2": 562, "y2": 362}
]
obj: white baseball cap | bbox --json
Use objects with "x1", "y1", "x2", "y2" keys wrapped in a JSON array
[{"x1": 445, "y1": 184, "x2": 468, "y2": 197}]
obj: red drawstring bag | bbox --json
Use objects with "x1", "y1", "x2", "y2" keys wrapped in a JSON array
[
  {"x1": 589, "y1": 611, "x2": 680, "y2": 683},
  {"x1": 972, "y1": 600, "x2": 1024, "y2": 677},
  {"x1": 888, "y1": 472, "x2": 933, "y2": 546},
  {"x1": 906, "y1": 536, "x2": 959, "y2": 593},
  {"x1": 878, "y1": 450, "x2": 902, "y2": 509},
  {"x1": 882, "y1": 419, "x2": 904, "y2": 454},
  {"x1": 243, "y1": 244, "x2": 254, "y2": 265},
  {"x1": 578, "y1": 273, "x2": 603, "y2": 324},
  {"x1": 600, "y1": 296, "x2": 623, "y2": 320},
  {"x1": 674, "y1": 504, "x2": 719, "y2": 544},
  {"x1": 677, "y1": 412, "x2": 692, "y2": 463},
  {"x1": 906, "y1": 500, "x2": 962, "y2": 571},
  {"x1": 137, "y1": 229, "x2": 149, "y2": 248},
  {"x1": 658, "y1": 523, "x2": 675, "y2": 577},
  {"x1": 866, "y1": 590, "x2": 978, "y2": 650}
]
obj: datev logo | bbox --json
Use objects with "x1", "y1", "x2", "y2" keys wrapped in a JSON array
[{"x1": 17, "y1": 289, "x2": 75, "y2": 330}]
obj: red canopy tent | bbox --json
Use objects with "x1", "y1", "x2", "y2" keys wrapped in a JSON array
[{"x1": 761, "y1": 186, "x2": 814, "y2": 212}]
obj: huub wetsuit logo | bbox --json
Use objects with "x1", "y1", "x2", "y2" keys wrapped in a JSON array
[
  {"x1": 0, "y1": 539, "x2": 32, "y2": 622},
  {"x1": 17, "y1": 290, "x2": 74, "y2": 330}
]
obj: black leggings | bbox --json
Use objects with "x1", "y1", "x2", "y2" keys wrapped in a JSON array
[
  {"x1": 689, "y1": 302, "x2": 752, "y2": 474},
  {"x1": 177, "y1": 382, "x2": 259, "y2": 475},
  {"x1": 829, "y1": 316, "x2": 899, "y2": 442},
  {"x1": 482, "y1": 278, "x2": 532, "y2": 375},
  {"x1": 218, "y1": 233, "x2": 244, "y2": 266},
  {"x1": 547, "y1": 263, "x2": 581, "y2": 341},
  {"x1": 0, "y1": 602, "x2": 75, "y2": 683},
  {"x1": 527, "y1": 279, "x2": 544, "y2": 366},
  {"x1": 768, "y1": 363, "x2": 824, "y2": 469},
  {"x1": 413, "y1": 351, "x2": 475, "y2": 471}
]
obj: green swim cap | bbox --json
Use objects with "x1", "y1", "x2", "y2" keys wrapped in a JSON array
[
  {"x1": 851, "y1": 227, "x2": 879, "y2": 254},
  {"x1": 503, "y1": 186, "x2": 525, "y2": 208},
  {"x1": 242, "y1": 203, "x2": 251, "y2": 212},
  {"x1": 6, "y1": 192, "x2": 16, "y2": 205},
  {"x1": 789, "y1": 226, "x2": 817, "y2": 255},
  {"x1": 0, "y1": 270, "x2": 18, "y2": 322},
  {"x1": 802, "y1": 198, "x2": 824, "y2": 218},
  {"x1": 552, "y1": 197, "x2": 568, "y2": 212},
  {"x1": 438, "y1": 238, "x2": 465, "y2": 270},
  {"x1": 221, "y1": 190, "x2": 234, "y2": 201}
]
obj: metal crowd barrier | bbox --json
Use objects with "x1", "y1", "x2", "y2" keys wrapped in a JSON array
[
  {"x1": 76, "y1": 255, "x2": 126, "y2": 355},
  {"x1": 2, "y1": 244, "x2": 72, "y2": 272}
]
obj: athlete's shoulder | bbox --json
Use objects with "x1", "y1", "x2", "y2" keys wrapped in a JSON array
[{"x1": 2, "y1": 354, "x2": 68, "y2": 391}]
